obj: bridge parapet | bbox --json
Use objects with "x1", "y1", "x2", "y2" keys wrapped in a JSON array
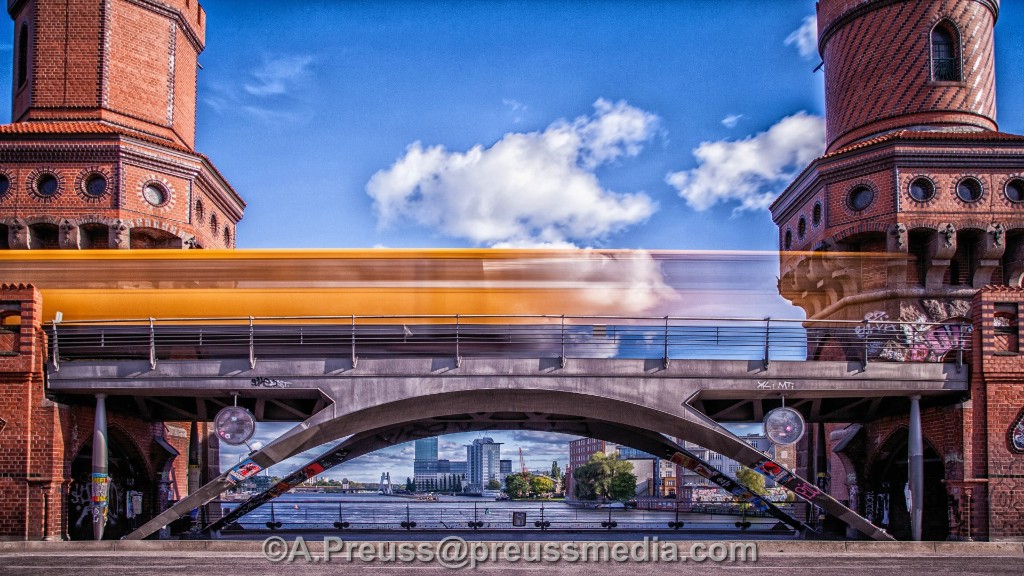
[{"x1": 45, "y1": 313, "x2": 972, "y2": 371}]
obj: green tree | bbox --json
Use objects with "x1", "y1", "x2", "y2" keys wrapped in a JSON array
[
  {"x1": 572, "y1": 452, "x2": 636, "y2": 501},
  {"x1": 405, "y1": 477, "x2": 414, "y2": 492},
  {"x1": 486, "y1": 479, "x2": 502, "y2": 490},
  {"x1": 550, "y1": 461, "x2": 562, "y2": 480},
  {"x1": 735, "y1": 466, "x2": 769, "y2": 497},
  {"x1": 505, "y1": 473, "x2": 530, "y2": 498},
  {"x1": 530, "y1": 475, "x2": 555, "y2": 496}
]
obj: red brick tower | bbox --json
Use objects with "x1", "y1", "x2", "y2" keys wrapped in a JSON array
[
  {"x1": 0, "y1": 0, "x2": 244, "y2": 249},
  {"x1": 771, "y1": 0, "x2": 1024, "y2": 540}
]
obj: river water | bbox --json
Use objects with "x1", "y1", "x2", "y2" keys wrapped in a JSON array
[{"x1": 218, "y1": 493, "x2": 775, "y2": 531}]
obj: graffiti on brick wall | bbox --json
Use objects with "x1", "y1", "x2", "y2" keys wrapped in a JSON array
[
  {"x1": 856, "y1": 299, "x2": 972, "y2": 362},
  {"x1": 68, "y1": 478, "x2": 125, "y2": 531},
  {"x1": 1012, "y1": 412, "x2": 1024, "y2": 453}
]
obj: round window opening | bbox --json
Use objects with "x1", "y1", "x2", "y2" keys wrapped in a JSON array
[
  {"x1": 84, "y1": 174, "x2": 107, "y2": 198},
  {"x1": 36, "y1": 173, "x2": 59, "y2": 197},
  {"x1": 812, "y1": 203, "x2": 822, "y2": 227},
  {"x1": 797, "y1": 217, "x2": 807, "y2": 239},
  {"x1": 909, "y1": 177, "x2": 935, "y2": 202},
  {"x1": 784, "y1": 230, "x2": 792, "y2": 250},
  {"x1": 143, "y1": 183, "x2": 167, "y2": 206},
  {"x1": 957, "y1": 177, "x2": 983, "y2": 203},
  {"x1": 848, "y1": 185, "x2": 874, "y2": 211},
  {"x1": 0, "y1": 174, "x2": 9, "y2": 197},
  {"x1": 1005, "y1": 178, "x2": 1024, "y2": 204}
]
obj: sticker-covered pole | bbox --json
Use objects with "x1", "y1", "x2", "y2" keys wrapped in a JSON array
[{"x1": 91, "y1": 394, "x2": 109, "y2": 540}]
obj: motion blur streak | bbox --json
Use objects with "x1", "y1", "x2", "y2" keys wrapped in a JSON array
[{"x1": 0, "y1": 248, "x2": 889, "y2": 321}]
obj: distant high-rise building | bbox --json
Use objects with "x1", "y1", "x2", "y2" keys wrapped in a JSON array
[
  {"x1": 413, "y1": 437, "x2": 439, "y2": 489},
  {"x1": 466, "y1": 437, "x2": 502, "y2": 493},
  {"x1": 500, "y1": 459, "x2": 513, "y2": 475}
]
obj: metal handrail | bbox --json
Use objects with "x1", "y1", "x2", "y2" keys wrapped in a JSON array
[
  {"x1": 46, "y1": 312, "x2": 965, "y2": 328},
  {"x1": 45, "y1": 313, "x2": 972, "y2": 370}
]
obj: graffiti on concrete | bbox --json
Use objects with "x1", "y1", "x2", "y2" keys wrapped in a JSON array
[
  {"x1": 251, "y1": 377, "x2": 291, "y2": 388},
  {"x1": 756, "y1": 380, "x2": 796, "y2": 391}
]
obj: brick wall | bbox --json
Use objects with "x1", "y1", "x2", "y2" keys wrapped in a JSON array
[
  {"x1": 0, "y1": 284, "x2": 201, "y2": 540},
  {"x1": 817, "y1": 0, "x2": 999, "y2": 152},
  {"x1": 971, "y1": 287, "x2": 1024, "y2": 540},
  {"x1": 11, "y1": 0, "x2": 206, "y2": 150}
]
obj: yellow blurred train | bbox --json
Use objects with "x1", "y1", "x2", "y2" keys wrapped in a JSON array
[{"x1": 0, "y1": 248, "x2": 695, "y2": 323}]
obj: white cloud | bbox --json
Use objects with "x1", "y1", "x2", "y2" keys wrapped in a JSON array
[
  {"x1": 721, "y1": 114, "x2": 745, "y2": 129},
  {"x1": 366, "y1": 99, "x2": 660, "y2": 247},
  {"x1": 665, "y1": 112, "x2": 825, "y2": 212},
  {"x1": 785, "y1": 15, "x2": 818, "y2": 60},
  {"x1": 244, "y1": 55, "x2": 314, "y2": 97}
]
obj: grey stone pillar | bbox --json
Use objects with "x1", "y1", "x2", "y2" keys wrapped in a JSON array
[
  {"x1": 909, "y1": 395, "x2": 924, "y2": 541},
  {"x1": 91, "y1": 394, "x2": 109, "y2": 540}
]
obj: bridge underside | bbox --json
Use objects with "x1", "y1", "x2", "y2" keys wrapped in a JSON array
[{"x1": 47, "y1": 356, "x2": 968, "y2": 423}]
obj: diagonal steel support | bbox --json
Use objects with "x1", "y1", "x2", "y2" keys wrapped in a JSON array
[{"x1": 122, "y1": 403, "x2": 337, "y2": 540}]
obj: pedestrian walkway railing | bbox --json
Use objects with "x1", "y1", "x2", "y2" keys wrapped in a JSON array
[
  {"x1": 204, "y1": 499, "x2": 803, "y2": 533},
  {"x1": 46, "y1": 314, "x2": 971, "y2": 371}
]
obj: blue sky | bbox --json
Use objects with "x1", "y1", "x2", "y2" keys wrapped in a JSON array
[{"x1": 3, "y1": 1, "x2": 1023, "y2": 482}]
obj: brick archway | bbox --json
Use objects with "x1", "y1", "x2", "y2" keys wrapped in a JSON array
[
  {"x1": 66, "y1": 425, "x2": 154, "y2": 540},
  {"x1": 864, "y1": 426, "x2": 949, "y2": 540}
]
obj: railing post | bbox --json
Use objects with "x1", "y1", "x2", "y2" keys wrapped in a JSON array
[
  {"x1": 662, "y1": 316, "x2": 670, "y2": 369},
  {"x1": 248, "y1": 316, "x2": 255, "y2": 370},
  {"x1": 954, "y1": 323, "x2": 962, "y2": 373},
  {"x1": 350, "y1": 315, "x2": 357, "y2": 369},
  {"x1": 149, "y1": 317, "x2": 156, "y2": 370},
  {"x1": 861, "y1": 319, "x2": 869, "y2": 371},
  {"x1": 560, "y1": 315, "x2": 566, "y2": 368},
  {"x1": 763, "y1": 317, "x2": 771, "y2": 370},
  {"x1": 455, "y1": 314, "x2": 461, "y2": 368},
  {"x1": 51, "y1": 319, "x2": 60, "y2": 372}
]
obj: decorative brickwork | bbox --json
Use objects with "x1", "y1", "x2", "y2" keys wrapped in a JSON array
[
  {"x1": 0, "y1": 0, "x2": 244, "y2": 250},
  {"x1": 0, "y1": 1, "x2": 232, "y2": 540},
  {"x1": 817, "y1": 0, "x2": 999, "y2": 153},
  {"x1": 774, "y1": 0, "x2": 1024, "y2": 541}
]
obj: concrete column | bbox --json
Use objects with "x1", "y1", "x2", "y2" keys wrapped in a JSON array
[
  {"x1": 909, "y1": 395, "x2": 924, "y2": 541},
  {"x1": 91, "y1": 394, "x2": 109, "y2": 541},
  {"x1": 815, "y1": 423, "x2": 828, "y2": 526},
  {"x1": 188, "y1": 422, "x2": 201, "y2": 495}
]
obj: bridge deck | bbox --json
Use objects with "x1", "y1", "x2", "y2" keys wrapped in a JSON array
[{"x1": 47, "y1": 356, "x2": 968, "y2": 423}]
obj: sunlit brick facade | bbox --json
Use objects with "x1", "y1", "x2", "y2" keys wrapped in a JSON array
[
  {"x1": 0, "y1": 0, "x2": 244, "y2": 250},
  {"x1": 772, "y1": 0, "x2": 1024, "y2": 540}
]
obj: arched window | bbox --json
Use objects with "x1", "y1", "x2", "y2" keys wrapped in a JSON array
[
  {"x1": 16, "y1": 23, "x2": 28, "y2": 88},
  {"x1": 931, "y1": 22, "x2": 961, "y2": 82}
]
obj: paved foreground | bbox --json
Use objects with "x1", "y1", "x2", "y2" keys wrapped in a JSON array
[{"x1": 1, "y1": 540, "x2": 1022, "y2": 575}]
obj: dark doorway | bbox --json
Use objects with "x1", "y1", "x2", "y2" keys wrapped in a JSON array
[
  {"x1": 67, "y1": 434, "x2": 149, "y2": 540},
  {"x1": 867, "y1": 429, "x2": 949, "y2": 540}
]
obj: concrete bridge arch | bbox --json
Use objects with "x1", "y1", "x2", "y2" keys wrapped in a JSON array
[{"x1": 121, "y1": 357, "x2": 894, "y2": 540}]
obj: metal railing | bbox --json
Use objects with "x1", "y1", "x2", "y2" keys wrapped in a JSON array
[
  {"x1": 208, "y1": 498, "x2": 802, "y2": 533},
  {"x1": 46, "y1": 314, "x2": 971, "y2": 371}
]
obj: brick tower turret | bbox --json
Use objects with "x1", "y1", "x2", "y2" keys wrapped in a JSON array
[
  {"x1": 0, "y1": 0, "x2": 243, "y2": 249},
  {"x1": 771, "y1": 0, "x2": 1024, "y2": 541},
  {"x1": 773, "y1": 0, "x2": 1023, "y2": 323}
]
